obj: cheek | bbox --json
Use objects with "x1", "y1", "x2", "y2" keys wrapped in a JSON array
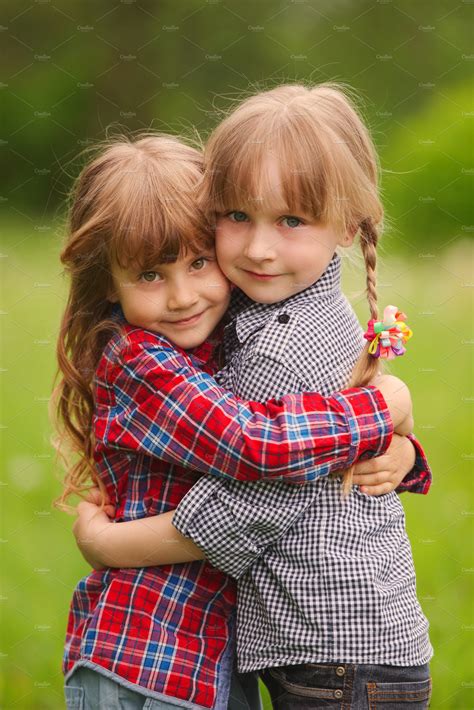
[
  {"x1": 215, "y1": 231, "x2": 239, "y2": 274},
  {"x1": 219, "y1": 287, "x2": 232, "y2": 313},
  {"x1": 201, "y1": 264, "x2": 232, "y2": 304},
  {"x1": 290, "y1": 239, "x2": 328, "y2": 269},
  {"x1": 129, "y1": 287, "x2": 162, "y2": 314},
  {"x1": 213, "y1": 272, "x2": 232, "y2": 306},
  {"x1": 119, "y1": 298, "x2": 139, "y2": 325}
]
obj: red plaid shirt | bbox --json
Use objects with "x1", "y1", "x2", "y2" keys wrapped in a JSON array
[{"x1": 64, "y1": 321, "x2": 411, "y2": 707}]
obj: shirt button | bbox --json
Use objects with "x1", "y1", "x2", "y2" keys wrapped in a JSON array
[
  {"x1": 277, "y1": 313, "x2": 290, "y2": 324},
  {"x1": 334, "y1": 689, "x2": 343, "y2": 699},
  {"x1": 336, "y1": 666, "x2": 346, "y2": 677}
]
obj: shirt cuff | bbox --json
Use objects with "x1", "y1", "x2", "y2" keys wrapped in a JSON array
[
  {"x1": 172, "y1": 475, "x2": 223, "y2": 533},
  {"x1": 395, "y1": 434, "x2": 432, "y2": 495},
  {"x1": 172, "y1": 477, "x2": 261, "y2": 580},
  {"x1": 332, "y1": 385, "x2": 394, "y2": 467}
]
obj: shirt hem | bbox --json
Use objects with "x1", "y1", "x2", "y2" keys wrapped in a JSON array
[{"x1": 236, "y1": 646, "x2": 434, "y2": 674}]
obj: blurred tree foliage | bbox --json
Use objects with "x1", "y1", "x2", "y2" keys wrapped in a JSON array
[
  {"x1": 382, "y1": 81, "x2": 473, "y2": 251},
  {"x1": 3, "y1": 0, "x2": 472, "y2": 249}
]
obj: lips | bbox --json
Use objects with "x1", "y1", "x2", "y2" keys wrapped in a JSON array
[
  {"x1": 164, "y1": 311, "x2": 205, "y2": 326},
  {"x1": 243, "y1": 269, "x2": 280, "y2": 280}
]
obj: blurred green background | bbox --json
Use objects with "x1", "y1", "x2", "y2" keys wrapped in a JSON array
[{"x1": 2, "y1": 1, "x2": 473, "y2": 708}]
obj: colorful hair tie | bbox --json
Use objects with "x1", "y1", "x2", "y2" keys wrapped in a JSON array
[{"x1": 363, "y1": 305, "x2": 413, "y2": 360}]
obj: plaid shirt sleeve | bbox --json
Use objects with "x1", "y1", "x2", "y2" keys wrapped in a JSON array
[
  {"x1": 395, "y1": 434, "x2": 432, "y2": 494},
  {"x1": 99, "y1": 339, "x2": 393, "y2": 484}
]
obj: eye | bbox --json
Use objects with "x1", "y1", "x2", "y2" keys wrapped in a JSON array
[
  {"x1": 191, "y1": 257, "x2": 208, "y2": 270},
  {"x1": 227, "y1": 211, "x2": 249, "y2": 223},
  {"x1": 139, "y1": 271, "x2": 162, "y2": 283},
  {"x1": 281, "y1": 216, "x2": 303, "y2": 228}
]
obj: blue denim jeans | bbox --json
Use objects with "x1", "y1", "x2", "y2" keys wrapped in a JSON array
[
  {"x1": 64, "y1": 667, "x2": 187, "y2": 709},
  {"x1": 65, "y1": 665, "x2": 262, "y2": 710},
  {"x1": 260, "y1": 662, "x2": 431, "y2": 709}
]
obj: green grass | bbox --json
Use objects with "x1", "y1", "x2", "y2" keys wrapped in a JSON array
[{"x1": 1, "y1": 221, "x2": 472, "y2": 709}]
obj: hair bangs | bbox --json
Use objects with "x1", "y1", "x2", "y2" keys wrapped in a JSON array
[
  {"x1": 107, "y1": 152, "x2": 213, "y2": 271},
  {"x1": 204, "y1": 103, "x2": 349, "y2": 233},
  {"x1": 205, "y1": 134, "x2": 310, "y2": 216}
]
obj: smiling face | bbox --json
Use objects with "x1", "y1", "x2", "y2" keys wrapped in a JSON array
[
  {"x1": 214, "y1": 161, "x2": 354, "y2": 304},
  {"x1": 109, "y1": 248, "x2": 231, "y2": 350}
]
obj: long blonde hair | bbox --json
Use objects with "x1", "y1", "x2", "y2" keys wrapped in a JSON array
[
  {"x1": 52, "y1": 134, "x2": 213, "y2": 510},
  {"x1": 202, "y1": 83, "x2": 385, "y2": 494}
]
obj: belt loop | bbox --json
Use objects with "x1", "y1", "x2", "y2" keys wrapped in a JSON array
[{"x1": 341, "y1": 664, "x2": 356, "y2": 709}]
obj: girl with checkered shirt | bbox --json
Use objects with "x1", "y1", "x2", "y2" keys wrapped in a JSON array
[{"x1": 73, "y1": 86, "x2": 433, "y2": 709}]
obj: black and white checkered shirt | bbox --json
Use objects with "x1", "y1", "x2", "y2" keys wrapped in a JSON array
[{"x1": 173, "y1": 254, "x2": 432, "y2": 671}]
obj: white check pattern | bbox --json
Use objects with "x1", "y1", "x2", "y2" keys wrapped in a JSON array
[{"x1": 173, "y1": 254, "x2": 432, "y2": 672}]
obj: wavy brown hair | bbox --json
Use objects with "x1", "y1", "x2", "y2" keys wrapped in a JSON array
[
  {"x1": 201, "y1": 83, "x2": 386, "y2": 494},
  {"x1": 52, "y1": 134, "x2": 213, "y2": 510}
]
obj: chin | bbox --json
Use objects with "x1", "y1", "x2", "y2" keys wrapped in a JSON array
[
  {"x1": 255, "y1": 297, "x2": 282, "y2": 305},
  {"x1": 177, "y1": 333, "x2": 209, "y2": 350},
  {"x1": 244, "y1": 289, "x2": 287, "y2": 305}
]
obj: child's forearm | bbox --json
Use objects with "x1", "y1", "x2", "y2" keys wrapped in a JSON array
[
  {"x1": 96, "y1": 511, "x2": 205, "y2": 568},
  {"x1": 374, "y1": 375, "x2": 413, "y2": 434}
]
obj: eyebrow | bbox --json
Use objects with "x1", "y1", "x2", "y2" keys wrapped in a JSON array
[
  {"x1": 144, "y1": 249, "x2": 215, "y2": 270},
  {"x1": 273, "y1": 206, "x2": 299, "y2": 215},
  {"x1": 232, "y1": 205, "x2": 309, "y2": 218}
]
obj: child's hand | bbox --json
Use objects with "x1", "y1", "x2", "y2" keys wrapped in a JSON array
[
  {"x1": 371, "y1": 374, "x2": 414, "y2": 436},
  {"x1": 73, "y1": 501, "x2": 115, "y2": 570},
  {"x1": 352, "y1": 433, "x2": 416, "y2": 496},
  {"x1": 82, "y1": 486, "x2": 116, "y2": 518}
]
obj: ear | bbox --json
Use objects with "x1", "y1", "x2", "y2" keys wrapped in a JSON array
[
  {"x1": 107, "y1": 285, "x2": 119, "y2": 303},
  {"x1": 339, "y1": 223, "x2": 359, "y2": 248}
]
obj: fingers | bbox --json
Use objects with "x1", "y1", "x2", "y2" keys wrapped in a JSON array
[
  {"x1": 82, "y1": 487, "x2": 112, "y2": 506},
  {"x1": 104, "y1": 505, "x2": 116, "y2": 518},
  {"x1": 83, "y1": 487, "x2": 103, "y2": 505},
  {"x1": 76, "y1": 501, "x2": 96, "y2": 516},
  {"x1": 388, "y1": 433, "x2": 409, "y2": 453},
  {"x1": 76, "y1": 499, "x2": 115, "y2": 519},
  {"x1": 352, "y1": 457, "x2": 384, "y2": 476},
  {"x1": 360, "y1": 482, "x2": 393, "y2": 496},
  {"x1": 353, "y1": 470, "x2": 392, "y2": 487}
]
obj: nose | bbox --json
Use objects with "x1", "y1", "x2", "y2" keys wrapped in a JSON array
[
  {"x1": 166, "y1": 278, "x2": 199, "y2": 312},
  {"x1": 243, "y1": 224, "x2": 276, "y2": 262}
]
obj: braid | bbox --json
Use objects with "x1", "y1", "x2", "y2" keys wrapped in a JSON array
[
  {"x1": 359, "y1": 218, "x2": 379, "y2": 321},
  {"x1": 337, "y1": 218, "x2": 385, "y2": 496}
]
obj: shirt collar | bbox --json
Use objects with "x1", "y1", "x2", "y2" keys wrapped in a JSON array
[{"x1": 228, "y1": 252, "x2": 342, "y2": 345}]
